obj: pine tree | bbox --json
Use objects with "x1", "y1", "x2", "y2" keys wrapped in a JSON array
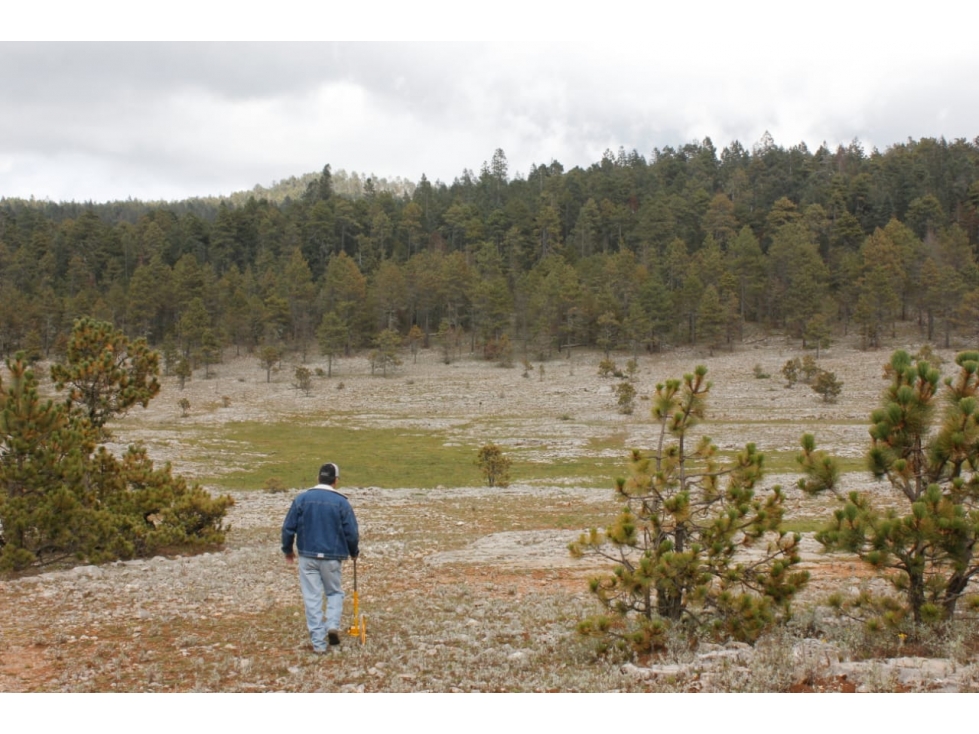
[
  {"x1": 0, "y1": 356, "x2": 91, "y2": 569},
  {"x1": 196, "y1": 328, "x2": 221, "y2": 379},
  {"x1": 317, "y1": 311, "x2": 347, "y2": 377},
  {"x1": 476, "y1": 444, "x2": 511, "y2": 488},
  {"x1": 696, "y1": 285, "x2": 725, "y2": 355},
  {"x1": 0, "y1": 354, "x2": 231, "y2": 572},
  {"x1": 399, "y1": 323, "x2": 420, "y2": 361},
  {"x1": 175, "y1": 357, "x2": 192, "y2": 389},
  {"x1": 371, "y1": 328, "x2": 403, "y2": 377},
  {"x1": 49, "y1": 317, "x2": 161, "y2": 437},
  {"x1": 258, "y1": 345, "x2": 281, "y2": 383},
  {"x1": 571, "y1": 366, "x2": 807, "y2": 652},
  {"x1": 614, "y1": 380, "x2": 636, "y2": 414},
  {"x1": 803, "y1": 314, "x2": 831, "y2": 357},
  {"x1": 595, "y1": 311, "x2": 620, "y2": 358},
  {"x1": 292, "y1": 365, "x2": 313, "y2": 396},
  {"x1": 811, "y1": 369, "x2": 843, "y2": 403},
  {"x1": 798, "y1": 350, "x2": 979, "y2": 629}
]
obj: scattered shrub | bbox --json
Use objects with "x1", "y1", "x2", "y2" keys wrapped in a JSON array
[
  {"x1": 782, "y1": 358, "x2": 800, "y2": 387},
  {"x1": 293, "y1": 366, "x2": 313, "y2": 396},
  {"x1": 475, "y1": 443, "x2": 512, "y2": 488},
  {"x1": 614, "y1": 381, "x2": 636, "y2": 414},
  {"x1": 484, "y1": 334, "x2": 514, "y2": 367},
  {"x1": 811, "y1": 369, "x2": 843, "y2": 402},
  {"x1": 263, "y1": 477, "x2": 287, "y2": 494},
  {"x1": 800, "y1": 355, "x2": 819, "y2": 383},
  {"x1": 914, "y1": 344, "x2": 945, "y2": 369}
]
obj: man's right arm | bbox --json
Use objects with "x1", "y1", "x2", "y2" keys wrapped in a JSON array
[{"x1": 342, "y1": 502, "x2": 360, "y2": 559}]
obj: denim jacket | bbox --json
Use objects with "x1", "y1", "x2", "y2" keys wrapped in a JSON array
[{"x1": 281, "y1": 485, "x2": 359, "y2": 560}]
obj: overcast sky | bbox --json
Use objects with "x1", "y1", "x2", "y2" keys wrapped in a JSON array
[{"x1": 3, "y1": 4, "x2": 978, "y2": 203}]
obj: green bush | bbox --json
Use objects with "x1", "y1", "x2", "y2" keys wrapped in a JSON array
[
  {"x1": 0, "y1": 344, "x2": 232, "y2": 573},
  {"x1": 811, "y1": 369, "x2": 843, "y2": 402},
  {"x1": 475, "y1": 443, "x2": 512, "y2": 488},
  {"x1": 598, "y1": 358, "x2": 617, "y2": 378},
  {"x1": 614, "y1": 381, "x2": 636, "y2": 414}
]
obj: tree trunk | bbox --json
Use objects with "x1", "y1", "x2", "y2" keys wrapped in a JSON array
[
  {"x1": 908, "y1": 567, "x2": 925, "y2": 626},
  {"x1": 943, "y1": 570, "x2": 972, "y2": 618}
]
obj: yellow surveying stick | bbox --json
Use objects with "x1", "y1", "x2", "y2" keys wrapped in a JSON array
[{"x1": 348, "y1": 557, "x2": 366, "y2": 644}]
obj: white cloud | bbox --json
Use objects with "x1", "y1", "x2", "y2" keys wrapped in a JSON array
[{"x1": 1, "y1": 32, "x2": 977, "y2": 202}]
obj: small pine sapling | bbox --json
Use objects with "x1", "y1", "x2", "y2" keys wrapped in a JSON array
[
  {"x1": 571, "y1": 366, "x2": 808, "y2": 653},
  {"x1": 800, "y1": 355, "x2": 820, "y2": 383},
  {"x1": 811, "y1": 369, "x2": 842, "y2": 402},
  {"x1": 175, "y1": 358, "x2": 192, "y2": 389},
  {"x1": 259, "y1": 346, "x2": 282, "y2": 383},
  {"x1": 614, "y1": 381, "x2": 636, "y2": 414},
  {"x1": 476, "y1": 443, "x2": 512, "y2": 488},
  {"x1": 598, "y1": 358, "x2": 617, "y2": 378},
  {"x1": 782, "y1": 357, "x2": 801, "y2": 387},
  {"x1": 293, "y1": 366, "x2": 313, "y2": 396}
]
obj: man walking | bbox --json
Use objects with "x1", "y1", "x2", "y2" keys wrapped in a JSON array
[{"x1": 282, "y1": 462, "x2": 359, "y2": 653}]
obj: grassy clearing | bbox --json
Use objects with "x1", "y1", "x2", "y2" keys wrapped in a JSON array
[
  {"x1": 202, "y1": 421, "x2": 619, "y2": 490},
  {"x1": 205, "y1": 422, "x2": 482, "y2": 489},
  {"x1": 781, "y1": 518, "x2": 827, "y2": 534},
  {"x1": 760, "y1": 451, "x2": 866, "y2": 474},
  {"x1": 191, "y1": 416, "x2": 863, "y2": 493},
  {"x1": 586, "y1": 432, "x2": 629, "y2": 452}
]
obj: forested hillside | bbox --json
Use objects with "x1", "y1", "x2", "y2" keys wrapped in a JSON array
[{"x1": 2, "y1": 135, "x2": 979, "y2": 366}]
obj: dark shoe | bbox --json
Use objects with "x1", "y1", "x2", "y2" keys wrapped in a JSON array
[{"x1": 328, "y1": 629, "x2": 341, "y2": 646}]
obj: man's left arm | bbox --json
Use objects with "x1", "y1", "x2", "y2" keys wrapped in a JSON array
[{"x1": 282, "y1": 500, "x2": 300, "y2": 562}]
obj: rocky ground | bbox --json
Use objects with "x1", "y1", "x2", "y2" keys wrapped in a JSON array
[{"x1": 3, "y1": 331, "x2": 979, "y2": 692}]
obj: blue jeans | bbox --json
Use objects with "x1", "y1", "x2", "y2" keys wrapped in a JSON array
[{"x1": 298, "y1": 556, "x2": 344, "y2": 651}]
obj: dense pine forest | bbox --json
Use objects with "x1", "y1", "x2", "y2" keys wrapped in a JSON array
[{"x1": 2, "y1": 135, "x2": 979, "y2": 367}]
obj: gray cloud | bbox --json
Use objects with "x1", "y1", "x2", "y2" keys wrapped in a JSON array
[{"x1": 1, "y1": 36, "x2": 977, "y2": 203}]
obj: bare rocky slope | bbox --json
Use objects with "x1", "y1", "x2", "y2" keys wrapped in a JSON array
[{"x1": 2, "y1": 333, "x2": 979, "y2": 692}]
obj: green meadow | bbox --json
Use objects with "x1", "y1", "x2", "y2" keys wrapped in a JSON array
[
  {"x1": 201, "y1": 420, "x2": 624, "y2": 491},
  {"x1": 192, "y1": 417, "x2": 865, "y2": 495}
]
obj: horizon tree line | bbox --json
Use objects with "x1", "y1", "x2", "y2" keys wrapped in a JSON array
[{"x1": 1, "y1": 134, "x2": 979, "y2": 368}]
